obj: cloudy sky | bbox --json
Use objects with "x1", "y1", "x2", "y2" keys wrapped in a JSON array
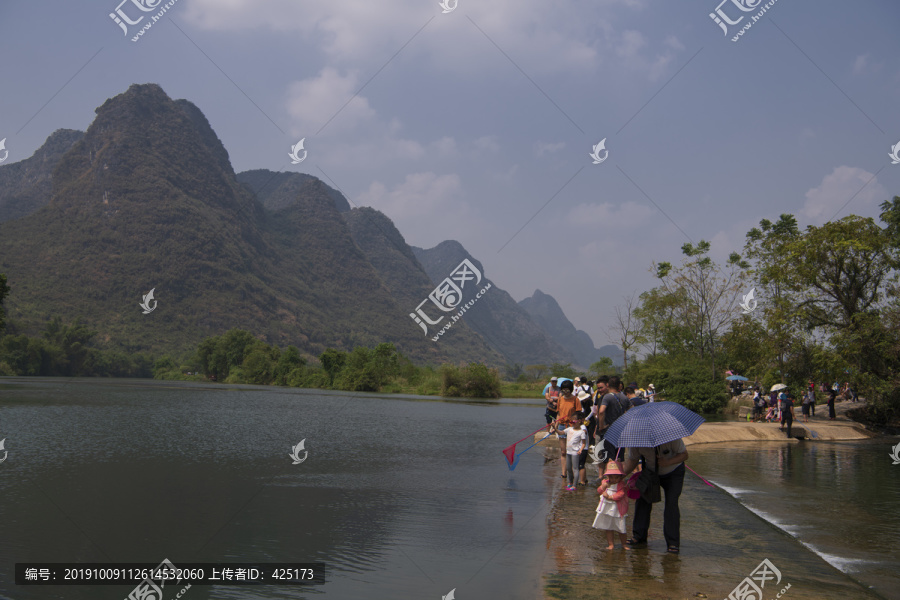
[{"x1": 2, "y1": 0, "x2": 899, "y2": 347}]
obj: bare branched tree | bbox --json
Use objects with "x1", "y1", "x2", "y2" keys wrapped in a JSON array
[{"x1": 608, "y1": 292, "x2": 645, "y2": 372}]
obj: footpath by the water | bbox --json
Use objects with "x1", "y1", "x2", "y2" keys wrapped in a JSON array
[
  {"x1": 684, "y1": 399, "x2": 875, "y2": 445},
  {"x1": 532, "y1": 399, "x2": 876, "y2": 448},
  {"x1": 535, "y1": 400, "x2": 888, "y2": 600}
]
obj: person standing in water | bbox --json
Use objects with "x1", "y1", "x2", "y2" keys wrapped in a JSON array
[
  {"x1": 544, "y1": 376, "x2": 560, "y2": 434},
  {"x1": 554, "y1": 380, "x2": 578, "y2": 479}
]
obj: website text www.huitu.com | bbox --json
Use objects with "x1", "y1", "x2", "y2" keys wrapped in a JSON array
[
  {"x1": 730, "y1": 0, "x2": 780, "y2": 42},
  {"x1": 431, "y1": 283, "x2": 491, "y2": 342},
  {"x1": 130, "y1": 0, "x2": 180, "y2": 42}
]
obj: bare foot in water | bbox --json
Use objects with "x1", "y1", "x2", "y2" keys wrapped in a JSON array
[{"x1": 606, "y1": 545, "x2": 615, "y2": 550}]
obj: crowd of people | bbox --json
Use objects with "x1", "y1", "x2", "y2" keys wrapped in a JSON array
[
  {"x1": 542, "y1": 375, "x2": 687, "y2": 553},
  {"x1": 749, "y1": 379, "x2": 851, "y2": 434}
]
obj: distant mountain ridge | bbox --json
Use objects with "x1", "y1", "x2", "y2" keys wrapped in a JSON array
[
  {"x1": 0, "y1": 129, "x2": 83, "y2": 223},
  {"x1": 519, "y1": 289, "x2": 620, "y2": 368},
  {"x1": 0, "y1": 83, "x2": 604, "y2": 368},
  {"x1": 413, "y1": 242, "x2": 577, "y2": 367}
]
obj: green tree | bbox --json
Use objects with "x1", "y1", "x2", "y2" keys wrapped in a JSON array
[
  {"x1": 548, "y1": 362, "x2": 576, "y2": 379},
  {"x1": 524, "y1": 364, "x2": 548, "y2": 382},
  {"x1": 241, "y1": 342, "x2": 280, "y2": 385},
  {"x1": 274, "y1": 346, "x2": 305, "y2": 386},
  {"x1": 654, "y1": 240, "x2": 748, "y2": 379},
  {"x1": 588, "y1": 357, "x2": 614, "y2": 379},
  {"x1": 744, "y1": 214, "x2": 803, "y2": 384},
  {"x1": 319, "y1": 348, "x2": 348, "y2": 385}
]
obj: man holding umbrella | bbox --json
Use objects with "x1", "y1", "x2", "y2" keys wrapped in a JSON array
[{"x1": 603, "y1": 402, "x2": 704, "y2": 554}]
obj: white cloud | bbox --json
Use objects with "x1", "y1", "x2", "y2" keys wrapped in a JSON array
[
  {"x1": 180, "y1": 0, "x2": 665, "y2": 77},
  {"x1": 800, "y1": 166, "x2": 887, "y2": 224},
  {"x1": 285, "y1": 68, "x2": 376, "y2": 136},
  {"x1": 358, "y1": 172, "x2": 463, "y2": 218},
  {"x1": 534, "y1": 141, "x2": 566, "y2": 157}
]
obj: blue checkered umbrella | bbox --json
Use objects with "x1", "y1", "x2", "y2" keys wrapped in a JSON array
[{"x1": 603, "y1": 401, "x2": 705, "y2": 448}]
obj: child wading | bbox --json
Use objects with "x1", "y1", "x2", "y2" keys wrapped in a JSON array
[
  {"x1": 562, "y1": 416, "x2": 586, "y2": 491},
  {"x1": 592, "y1": 461, "x2": 630, "y2": 549}
]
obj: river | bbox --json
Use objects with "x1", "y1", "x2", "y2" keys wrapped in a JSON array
[{"x1": 0, "y1": 379, "x2": 897, "y2": 599}]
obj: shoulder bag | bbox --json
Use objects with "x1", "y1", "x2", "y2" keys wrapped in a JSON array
[{"x1": 634, "y1": 448, "x2": 662, "y2": 503}]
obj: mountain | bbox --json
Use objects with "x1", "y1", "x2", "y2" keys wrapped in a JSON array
[
  {"x1": 518, "y1": 289, "x2": 604, "y2": 368},
  {"x1": 343, "y1": 207, "x2": 503, "y2": 365},
  {"x1": 0, "y1": 129, "x2": 83, "y2": 223},
  {"x1": 237, "y1": 170, "x2": 351, "y2": 213},
  {"x1": 0, "y1": 84, "x2": 464, "y2": 362},
  {"x1": 413, "y1": 241, "x2": 577, "y2": 367}
]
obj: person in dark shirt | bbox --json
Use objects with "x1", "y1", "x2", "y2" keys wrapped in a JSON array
[
  {"x1": 625, "y1": 386, "x2": 646, "y2": 407},
  {"x1": 779, "y1": 392, "x2": 795, "y2": 437},
  {"x1": 596, "y1": 376, "x2": 632, "y2": 478}
]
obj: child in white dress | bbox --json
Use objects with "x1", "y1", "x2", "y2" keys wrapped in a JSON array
[{"x1": 592, "y1": 461, "x2": 629, "y2": 549}]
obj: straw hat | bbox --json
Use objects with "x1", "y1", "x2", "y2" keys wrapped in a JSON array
[{"x1": 605, "y1": 461, "x2": 624, "y2": 476}]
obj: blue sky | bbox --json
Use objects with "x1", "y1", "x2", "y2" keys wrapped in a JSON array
[{"x1": 2, "y1": 0, "x2": 899, "y2": 347}]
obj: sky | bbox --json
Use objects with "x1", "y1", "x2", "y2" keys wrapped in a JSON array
[{"x1": 1, "y1": 0, "x2": 899, "y2": 348}]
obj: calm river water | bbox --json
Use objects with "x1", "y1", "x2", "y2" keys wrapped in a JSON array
[{"x1": 1, "y1": 379, "x2": 897, "y2": 600}]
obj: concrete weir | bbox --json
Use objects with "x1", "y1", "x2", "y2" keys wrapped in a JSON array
[{"x1": 532, "y1": 419, "x2": 875, "y2": 447}]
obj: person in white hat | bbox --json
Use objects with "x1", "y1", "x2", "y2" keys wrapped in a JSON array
[{"x1": 647, "y1": 383, "x2": 656, "y2": 402}]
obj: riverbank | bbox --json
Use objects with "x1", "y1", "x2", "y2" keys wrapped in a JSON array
[{"x1": 537, "y1": 444, "x2": 887, "y2": 600}]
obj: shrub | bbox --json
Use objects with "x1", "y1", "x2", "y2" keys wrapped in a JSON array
[{"x1": 441, "y1": 363, "x2": 501, "y2": 398}]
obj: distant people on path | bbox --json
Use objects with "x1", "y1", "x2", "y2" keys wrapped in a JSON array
[
  {"x1": 562, "y1": 415, "x2": 586, "y2": 491},
  {"x1": 592, "y1": 461, "x2": 629, "y2": 549},
  {"x1": 801, "y1": 391, "x2": 811, "y2": 422},
  {"x1": 827, "y1": 389, "x2": 837, "y2": 420},
  {"x1": 595, "y1": 376, "x2": 632, "y2": 479},
  {"x1": 764, "y1": 397, "x2": 776, "y2": 422},
  {"x1": 554, "y1": 380, "x2": 579, "y2": 478},
  {"x1": 544, "y1": 376, "x2": 560, "y2": 434},
  {"x1": 807, "y1": 389, "x2": 816, "y2": 417},
  {"x1": 622, "y1": 438, "x2": 689, "y2": 554},
  {"x1": 752, "y1": 389, "x2": 766, "y2": 422},
  {"x1": 779, "y1": 393, "x2": 795, "y2": 437}
]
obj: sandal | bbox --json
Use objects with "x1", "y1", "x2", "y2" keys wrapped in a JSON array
[
  {"x1": 667, "y1": 546, "x2": 680, "y2": 554},
  {"x1": 625, "y1": 539, "x2": 646, "y2": 548}
]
